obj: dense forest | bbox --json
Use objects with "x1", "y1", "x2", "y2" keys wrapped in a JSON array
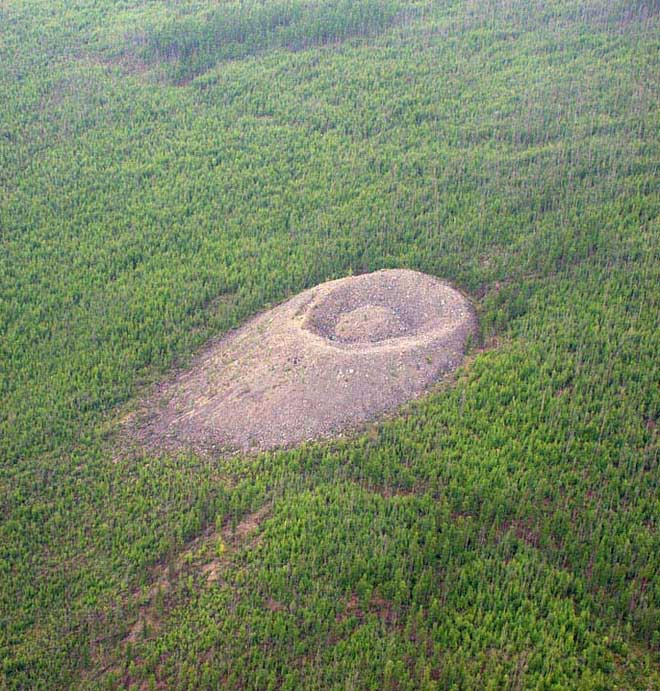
[{"x1": 1, "y1": 0, "x2": 659, "y2": 688}]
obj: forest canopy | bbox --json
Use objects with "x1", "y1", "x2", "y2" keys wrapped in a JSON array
[{"x1": 0, "y1": 0, "x2": 658, "y2": 689}]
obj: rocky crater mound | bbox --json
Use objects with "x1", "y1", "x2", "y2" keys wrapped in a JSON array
[{"x1": 132, "y1": 269, "x2": 476, "y2": 454}]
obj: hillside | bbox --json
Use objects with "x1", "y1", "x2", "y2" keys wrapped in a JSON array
[
  {"x1": 0, "y1": 0, "x2": 659, "y2": 689},
  {"x1": 129, "y1": 269, "x2": 475, "y2": 454}
]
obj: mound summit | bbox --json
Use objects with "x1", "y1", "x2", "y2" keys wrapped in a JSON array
[{"x1": 135, "y1": 269, "x2": 476, "y2": 453}]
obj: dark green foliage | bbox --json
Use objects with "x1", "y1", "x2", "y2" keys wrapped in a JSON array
[
  {"x1": 141, "y1": 0, "x2": 413, "y2": 82},
  {"x1": 1, "y1": 0, "x2": 659, "y2": 688}
]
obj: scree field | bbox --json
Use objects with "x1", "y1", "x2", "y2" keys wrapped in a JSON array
[{"x1": 1, "y1": 0, "x2": 659, "y2": 689}]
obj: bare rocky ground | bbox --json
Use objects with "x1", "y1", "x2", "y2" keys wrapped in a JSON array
[{"x1": 128, "y1": 269, "x2": 476, "y2": 454}]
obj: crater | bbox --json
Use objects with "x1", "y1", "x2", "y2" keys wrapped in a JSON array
[
  {"x1": 129, "y1": 269, "x2": 477, "y2": 454},
  {"x1": 334, "y1": 305, "x2": 407, "y2": 343}
]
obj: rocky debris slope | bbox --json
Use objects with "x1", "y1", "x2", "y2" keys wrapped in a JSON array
[{"x1": 132, "y1": 269, "x2": 476, "y2": 454}]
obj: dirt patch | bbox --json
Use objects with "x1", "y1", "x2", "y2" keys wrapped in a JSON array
[
  {"x1": 201, "y1": 503, "x2": 271, "y2": 583},
  {"x1": 336, "y1": 592, "x2": 398, "y2": 627},
  {"x1": 128, "y1": 505, "x2": 270, "y2": 637},
  {"x1": 129, "y1": 269, "x2": 476, "y2": 454}
]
